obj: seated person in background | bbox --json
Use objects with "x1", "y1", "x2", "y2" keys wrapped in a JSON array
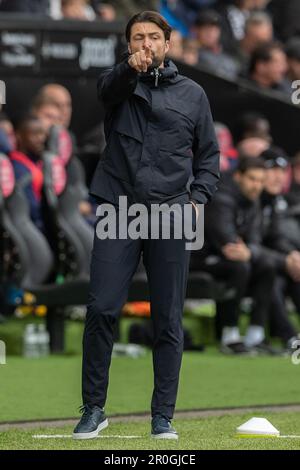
[
  {"x1": 190, "y1": 157, "x2": 277, "y2": 355},
  {"x1": 167, "y1": 29, "x2": 184, "y2": 61},
  {"x1": 237, "y1": 12, "x2": 273, "y2": 76},
  {"x1": 235, "y1": 112, "x2": 272, "y2": 144},
  {"x1": 35, "y1": 83, "x2": 72, "y2": 130},
  {"x1": 192, "y1": 9, "x2": 240, "y2": 80},
  {"x1": 61, "y1": 0, "x2": 96, "y2": 21},
  {"x1": 31, "y1": 96, "x2": 61, "y2": 133},
  {"x1": 217, "y1": 0, "x2": 271, "y2": 54},
  {"x1": 160, "y1": 0, "x2": 217, "y2": 37},
  {"x1": 259, "y1": 148, "x2": 300, "y2": 351},
  {"x1": 32, "y1": 84, "x2": 93, "y2": 222},
  {"x1": 237, "y1": 136, "x2": 270, "y2": 158},
  {"x1": 182, "y1": 38, "x2": 200, "y2": 65},
  {"x1": 90, "y1": 1, "x2": 116, "y2": 21},
  {"x1": 9, "y1": 116, "x2": 47, "y2": 231},
  {"x1": 214, "y1": 122, "x2": 238, "y2": 171},
  {"x1": 246, "y1": 41, "x2": 291, "y2": 97}
]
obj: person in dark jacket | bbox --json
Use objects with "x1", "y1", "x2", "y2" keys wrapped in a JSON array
[
  {"x1": 259, "y1": 148, "x2": 300, "y2": 350},
  {"x1": 10, "y1": 115, "x2": 47, "y2": 232},
  {"x1": 73, "y1": 10, "x2": 220, "y2": 441},
  {"x1": 190, "y1": 156, "x2": 278, "y2": 354}
]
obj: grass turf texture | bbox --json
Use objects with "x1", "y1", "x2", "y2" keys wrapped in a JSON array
[
  {"x1": 1, "y1": 412, "x2": 300, "y2": 450},
  {"x1": 0, "y1": 351, "x2": 300, "y2": 423}
]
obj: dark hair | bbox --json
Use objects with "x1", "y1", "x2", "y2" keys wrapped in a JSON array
[
  {"x1": 15, "y1": 114, "x2": 41, "y2": 132},
  {"x1": 249, "y1": 41, "x2": 284, "y2": 74},
  {"x1": 194, "y1": 9, "x2": 221, "y2": 28},
  {"x1": 235, "y1": 112, "x2": 270, "y2": 141},
  {"x1": 125, "y1": 11, "x2": 172, "y2": 42},
  {"x1": 236, "y1": 156, "x2": 266, "y2": 174}
]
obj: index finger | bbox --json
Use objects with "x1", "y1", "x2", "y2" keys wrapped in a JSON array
[{"x1": 144, "y1": 46, "x2": 152, "y2": 57}]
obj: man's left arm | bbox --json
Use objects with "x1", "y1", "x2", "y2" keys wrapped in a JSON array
[{"x1": 190, "y1": 91, "x2": 220, "y2": 205}]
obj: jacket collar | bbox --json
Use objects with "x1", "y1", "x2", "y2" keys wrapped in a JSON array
[{"x1": 139, "y1": 59, "x2": 179, "y2": 86}]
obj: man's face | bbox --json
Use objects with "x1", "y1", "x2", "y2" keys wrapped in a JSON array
[
  {"x1": 264, "y1": 167, "x2": 287, "y2": 195},
  {"x1": 45, "y1": 88, "x2": 72, "y2": 128},
  {"x1": 18, "y1": 120, "x2": 47, "y2": 156},
  {"x1": 235, "y1": 168, "x2": 266, "y2": 200},
  {"x1": 34, "y1": 104, "x2": 61, "y2": 132},
  {"x1": 195, "y1": 25, "x2": 220, "y2": 49},
  {"x1": 168, "y1": 30, "x2": 183, "y2": 60},
  {"x1": 261, "y1": 49, "x2": 288, "y2": 84},
  {"x1": 128, "y1": 22, "x2": 170, "y2": 69},
  {"x1": 245, "y1": 24, "x2": 273, "y2": 52}
]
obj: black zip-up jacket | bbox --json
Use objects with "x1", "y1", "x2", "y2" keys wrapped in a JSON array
[
  {"x1": 260, "y1": 191, "x2": 300, "y2": 270},
  {"x1": 191, "y1": 173, "x2": 263, "y2": 265},
  {"x1": 89, "y1": 56, "x2": 220, "y2": 207}
]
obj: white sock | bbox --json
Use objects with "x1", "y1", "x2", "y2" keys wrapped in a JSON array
[
  {"x1": 244, "y1": 325, "x2": 265, "y2": 347},
  {"x1": 221, "y1": 327, "x2": 241, "y2": 345}
]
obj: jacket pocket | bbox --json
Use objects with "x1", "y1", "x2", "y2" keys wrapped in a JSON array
[
  {"x1": 103, "y1": 129, "x2": 143, "y2": 184},
  {"x1": 152, "y1": 149, "x2": 193, "y2": 196},
  {"x1": 159, "y1": 103, "x2": 194, "y2": 154}
]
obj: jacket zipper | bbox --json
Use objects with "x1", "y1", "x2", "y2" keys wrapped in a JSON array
[{"x1": 154, "y1": 68, "x2": 159, "y2": 87}]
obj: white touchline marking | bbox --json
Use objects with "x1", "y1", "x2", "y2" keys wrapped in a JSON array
[
  {"x1": 279, "y1": 435, "x2": 300, "y2": 439},
  {"x1": 32, "y1": 434, "x2": 142, "y2": 439}
]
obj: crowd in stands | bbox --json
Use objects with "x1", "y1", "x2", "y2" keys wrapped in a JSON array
[
  {"x1": 0, "y1": 1, "x2": 299, "y2": 102},
  {"x1": 0, "y1": 1, "x2": 300, "y2": 355}
]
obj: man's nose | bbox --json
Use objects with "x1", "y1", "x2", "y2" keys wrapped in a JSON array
[{"x1": 142, "y1": 40, "x2": 152, "y2": 49}]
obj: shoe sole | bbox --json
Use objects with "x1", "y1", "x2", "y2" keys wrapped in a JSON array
[
  {"x1": 151, "y1": 432, "x2": 178, "y2": 440},
  {"x1": 72, "y1": 418, "x2": 108, "y2": 440}
]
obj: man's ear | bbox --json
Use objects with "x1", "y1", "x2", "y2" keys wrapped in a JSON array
[
  {"x1": 165, "y1": 40, "x2": 170, "y2": 54},
  {"x1": 128, "y1": 43, "x2": 132, "y2": 54}
]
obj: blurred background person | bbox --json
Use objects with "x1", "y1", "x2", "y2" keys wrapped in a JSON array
[
  {"x1": 192, "y1": 9, "x2": 240, "y2": 79},
  {"x1": 247, "y1": 41, "x2": 290, "y2": 96},
  {"x1": 217, "y1": 0, "x2": 271, "y2": 54},
  {"x1": 167, "y1": 29, "x2": 184, "y2": 60},
  {"x1": 259, "y1": 148, "x2": 300, "y2": 352},
  {"x1": 160, "y1": 0, "x2": 218, "y2": 37},
  {"x1": 9, "y1": 116, "x2": 47, "y2": 231},
  {"x1": 90, "y1": 1, "x2": 116, "y2": 21},
  {"x1": 237, "y1": 136, "x2": 270, "y2": 158},
  {"x1": 182, "y1": 38, "x2": 199, "y2": 65},
  {"x1": 61, "y1": 0, "x2": 96, "y2": 21},
  {"x1": 235, "y1": 112, "x2": 272, "y2": 143},
  {"x1": 31, "y1": 96, "x2": 61, "y2": 133},
  {"x1": 237, "y1": 11, "x2": 273, "y2": 75},
  {"x1": 190, "y1": 157, "x2": 278, "y2": 354}
]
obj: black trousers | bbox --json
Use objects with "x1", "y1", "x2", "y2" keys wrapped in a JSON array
[
  {"x1": 196, "y1": 255, "x2": 276, "y2": 336},
  {"x1": 269, "y1": 275, "x2": 300, "y2": 343},
  {"x1": 81, "y1": 203, "x2": 193, "y2": 420}
]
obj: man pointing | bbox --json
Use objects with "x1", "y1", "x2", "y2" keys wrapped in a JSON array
[{"x1": 73, "y1": 10, "x2": 220, "y2": 440}]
